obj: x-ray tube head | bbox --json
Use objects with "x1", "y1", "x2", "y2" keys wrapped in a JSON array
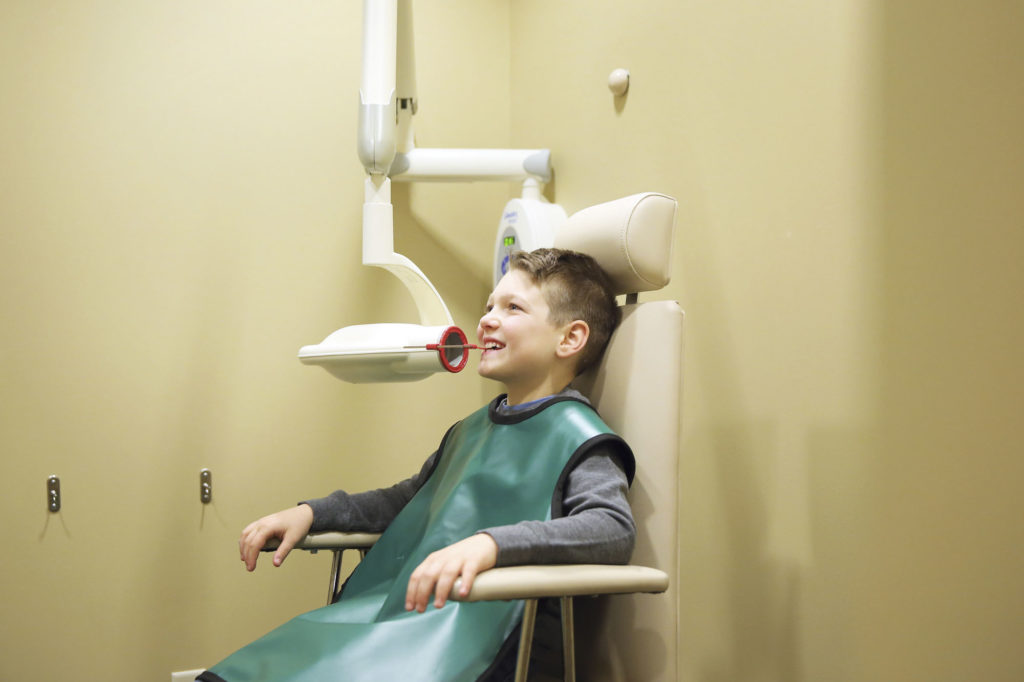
[
  {"x1": 298, "y1": 323, "x2": 472, "y2": 383},
  {"x1": 493, "y1": 193, "x2": 566, "y2": 285}
]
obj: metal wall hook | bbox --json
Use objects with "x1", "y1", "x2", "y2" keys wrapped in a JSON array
[
  {"x1": 200, "y1": 468, "x2": 212, "y2": 504},
  {"x1": 47, "y1": 475, "x2": 61, "y2": 513}
]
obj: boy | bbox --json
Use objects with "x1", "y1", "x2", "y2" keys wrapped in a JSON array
[{"x1": 201, "y1": 248, "x2": 636, "y2": 682}]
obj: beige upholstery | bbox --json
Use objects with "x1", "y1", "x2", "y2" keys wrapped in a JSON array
[
  {"x1": 555, "y1": 192, "x2": 677, "y2": 295},
  {"x1": 277, "y1": 532, "x2": 380, "y2": 550},
  {"x1": 568, "y1": 299, "x2": 683, "y2": 681},
  {"x1": 558, "y1": 192, "x2": 683, "y2": 680},
  {"x1": 286, "y1": 191, "x2": 682, "y2": 681},
  {"x1": 454, "y1": 564, "x2": 668, "y2": 601}
]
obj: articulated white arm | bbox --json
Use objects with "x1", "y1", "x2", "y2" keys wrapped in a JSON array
[
  {"x1": 362, "y1": 176, "x2": 452, "y2": 327},
  {"x1": 304, "y1": 0, "x2": 560, "y2": 383}
]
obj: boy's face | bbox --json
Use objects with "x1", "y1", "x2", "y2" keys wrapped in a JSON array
[{"x1": 476, "y1": 269, "x2": 567, "y2": 402}]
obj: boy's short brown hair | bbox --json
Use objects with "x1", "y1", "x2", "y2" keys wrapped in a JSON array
[{"x1": 508, "y1": 248, "x2": 620, "y2": 375}]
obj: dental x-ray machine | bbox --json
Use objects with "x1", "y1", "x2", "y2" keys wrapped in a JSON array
[{"x1": 298, "y1": 0, "x2": 565, "y2": 383}]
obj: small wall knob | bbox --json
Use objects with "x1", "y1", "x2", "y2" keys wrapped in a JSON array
[{"x1": 608, "y1": 68, "x2": 630, "y2": 96}]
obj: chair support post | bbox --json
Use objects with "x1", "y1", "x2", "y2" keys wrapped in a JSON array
[
  {"x1": 561, "y1": 596, "x2": 576, "y2": 682},
  {"x1": 513, "y1": 599, "x2": 538, "y2": 682},
  {"x1": 328, "y1": 549, "x2": 345, "y2": 605}
]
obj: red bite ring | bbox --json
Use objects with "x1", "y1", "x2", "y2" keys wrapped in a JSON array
[{"x1": 427, "y1": 326, "x2": 470, "y2": 373}]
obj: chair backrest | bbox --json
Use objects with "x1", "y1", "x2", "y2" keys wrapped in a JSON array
[{"x1": 557, "y1": 193, "x2": 683, "y2": 682}]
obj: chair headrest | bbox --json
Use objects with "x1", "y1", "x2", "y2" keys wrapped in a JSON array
[{"x1": 554, "y1": 192, "x2": 678, "y2": 296}]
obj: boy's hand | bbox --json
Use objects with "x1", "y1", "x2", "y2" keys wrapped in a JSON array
[
  {"x1": 405, "y1": 533, "x2": 498, "y2": 613},
  {"x1": 238, "y1": 504, "x2": 314, "y2": 572}
]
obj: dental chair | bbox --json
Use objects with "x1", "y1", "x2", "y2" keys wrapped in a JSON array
[{"x1": 277, "y1": 192, "x2": 683, "y2": 681}]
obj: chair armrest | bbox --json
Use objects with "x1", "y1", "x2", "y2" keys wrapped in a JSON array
[
  {"x1": 450, "y1": 564, "x2": 669, "y2": 602},
  {"x1": 261, "y1": 531, "x2": 382, "y2": 552}
]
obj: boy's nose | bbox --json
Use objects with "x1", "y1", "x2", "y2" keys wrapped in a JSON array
[
  {"x1": 478, "y1": 310, "x2": 497, "y2": 328},
  {"x1": 477, "y1": 315, "x2": 497, "y2": 338}
]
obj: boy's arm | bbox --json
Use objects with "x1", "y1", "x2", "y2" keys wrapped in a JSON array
[
  {"x1": 482, "y1": 448, "x2": 636, "y2": 566},
  {"x1": 302, "y1": 449, "x2": 440, "y2": 534},
  {"x1": 238, "y1": 450, "x2": 440, "y2": 571}
]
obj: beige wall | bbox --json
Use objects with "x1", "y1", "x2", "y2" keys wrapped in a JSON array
[
  {"x1": 0, "y1": 1, "x2": 504, "y2": 679},
  {"x1": 512, "y1": 1, "x2": 1023, "y2": 681},
  {"x1": 2, "y1": 0, "x2": 1022, "y2": 680},
  {"x1": 864, "y1": 3, "x2": 1024, "y2": 680}
]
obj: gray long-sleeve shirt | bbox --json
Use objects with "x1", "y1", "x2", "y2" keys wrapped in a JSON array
[{"x1": 304, "y1": 390, "x2": 636, "y2": 567}]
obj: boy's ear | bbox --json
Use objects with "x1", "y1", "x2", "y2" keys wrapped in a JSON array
[{"x1": 556, "y1": 320, "x2": 590, "y2": 360}]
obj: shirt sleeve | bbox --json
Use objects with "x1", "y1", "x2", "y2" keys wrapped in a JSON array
[
  {"x1": 481, "y1": 443, "x2": 637, "y2": 567},
  {"x1": 301, "y1": 450, "x2": 439, "y2": 534}
]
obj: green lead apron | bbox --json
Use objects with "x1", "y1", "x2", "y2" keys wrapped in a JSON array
[{"x1": 206, "y1": 398, "x2": 621, "y2": 682}]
